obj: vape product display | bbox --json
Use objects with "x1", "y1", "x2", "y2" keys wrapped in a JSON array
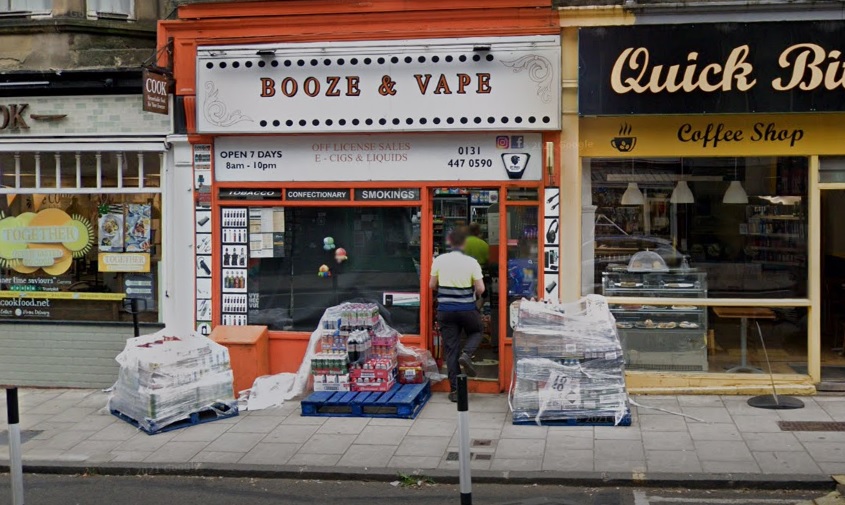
[
  {"x1": 543, "y1": 188, "x2": 561, "y2": 301},
  {"x1": 510, "y1": 296, "x2": 630, "y2": 426},
  {"x1": 222, "y1": 208, "x2": 247, "y2": 228},
  {"x1": 222, "y1": 228, "x2": 247, "y2": 244},
  {"x1": 193, "y1": 145, "x2": 213, "y2": 334},
  {"x1": 220, "y1": 207, "x2": 249, "y2": 325},
  {"x1": 196, "y1": 256, "x2": 212, "y2": 277},
  {"x1": 545, "y1": 219, "x2": 559, "y2": 244},
  {"x1": 222, "y1": 269, "x2": 247, "y2": 292},
  {"x1": 222, "y1": 245, "x2": 248, "y2": 267},
  {"x1": 544, "y1": 249, "x2": 559, "y2": 271},
  {"x1": 222, "y1": 294, "x2": 248, "y2": 314},
  {"x1": 222, "y1": 314, "x2": 248, "y2": 325}
]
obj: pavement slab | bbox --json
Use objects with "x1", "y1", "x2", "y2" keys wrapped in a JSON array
[
  {"x1": 4, "y1": 389, "x2": 844, "y2": 486},
  {"x1": 337, "y1": 444, "x2": 396, "y2": 468},
  {"x1": 646, "y1": 450, "x2": 702, "y2": 473},
  {"x1": 239, "y1": 442, "x2": 301, "y2": 465}
]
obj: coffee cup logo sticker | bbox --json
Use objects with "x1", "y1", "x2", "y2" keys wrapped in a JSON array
[{"x1": 611, "y1": 123, "x2": 637, "y2": 152}]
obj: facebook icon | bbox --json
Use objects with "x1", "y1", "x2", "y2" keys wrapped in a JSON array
[{"x1": 510, "y1": 136, "x2": 524, "y2": 149}]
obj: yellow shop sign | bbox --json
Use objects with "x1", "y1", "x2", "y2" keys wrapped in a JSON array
[
  {"x1": 579, "y1": 113, "x2": 845, "y2": 157},
  {"x1": 98, "y1": 252, "x2": 151, "y2": 273},
  {"x1": 0, "y1": 208, "x2": 93, "y2": 275}
]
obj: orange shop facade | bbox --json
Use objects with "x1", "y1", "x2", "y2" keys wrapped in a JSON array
[{"x1": 159, "y1": 1, "x2": 562, "y2": 393}]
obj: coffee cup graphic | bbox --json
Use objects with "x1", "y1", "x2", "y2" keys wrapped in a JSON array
[
  {"x1": 611, "y1": 123, "x2": 637, "y2": 152},
  {"x1": 611, "y1": 136, "x2": 636, "y2": 152}
]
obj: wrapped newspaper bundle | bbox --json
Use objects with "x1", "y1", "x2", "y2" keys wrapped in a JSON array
[
  {"x1": 510, "y1": 295, "x2": 630, "y2": 426},
  {"x1": 109, "y1": 330, "x2": 237, "y2": 433}
]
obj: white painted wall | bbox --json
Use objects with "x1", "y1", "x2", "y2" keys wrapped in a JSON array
[{"x1": 162, "y1": 135, "x2": 197, "y2": 336}]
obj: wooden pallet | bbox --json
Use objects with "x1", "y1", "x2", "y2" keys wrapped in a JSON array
[
  {"x1": 513, "y1": 409, "x2": 632, "y2": 427},
  {"x1": 301, "y1": 381, "x2": 431, "y2": 419},
  {"x1": 111, "y1": 401, "x2": 239, "y2": 435}
]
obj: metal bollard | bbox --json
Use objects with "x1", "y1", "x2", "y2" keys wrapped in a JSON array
[
  {"x1": 7, "y1": 387, "x2": 24, "y2": 505},
  {"x1": 456, "y1": 374, "x2": 471, "y2": 505}
]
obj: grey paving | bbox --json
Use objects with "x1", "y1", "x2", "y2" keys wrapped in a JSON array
[{"x1": 6, "y1": 389, "x2": 844, "y2": 479}]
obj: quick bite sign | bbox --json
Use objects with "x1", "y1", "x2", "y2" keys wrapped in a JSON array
[
  {"x1": 610, "y1": 44, "x2": 845, "y2": 95},
  {"x1": 579, "y1": 21, "x2": 845, "y2": 115}
]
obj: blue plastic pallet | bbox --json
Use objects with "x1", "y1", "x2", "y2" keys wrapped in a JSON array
[
  {"x1": 111, "y1": 401, "x2": 239, "y2": 435},
  {"x1": 513, "y1": 409, "x2": 632, "y2": 427},
  {"x1": 301, "y1": 381, "x2": 431, "y2": 419}
]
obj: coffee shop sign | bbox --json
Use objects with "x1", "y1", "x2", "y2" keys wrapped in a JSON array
[{"x1": 612, "y1": 43, "x2": 845, "y2": 94}]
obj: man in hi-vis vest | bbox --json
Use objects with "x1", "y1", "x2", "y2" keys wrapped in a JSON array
[{"x1": 430, "y1": 227, "x2": 485, "y2": 402}]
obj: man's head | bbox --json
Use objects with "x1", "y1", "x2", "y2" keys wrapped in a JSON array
[
  {"x1": 468, "y1": 222, "x2": 482, "y2": 237},
  {"x1": 448, "y1": 227, "x2": 469, "y2": 250}
]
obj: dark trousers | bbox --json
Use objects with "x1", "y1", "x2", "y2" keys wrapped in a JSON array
[{"x1": 437, "y1": 309, "x2": 484, "y2": 392}]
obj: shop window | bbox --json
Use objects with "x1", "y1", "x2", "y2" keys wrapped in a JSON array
[
  {"x1": 0, "y1": 150, "x2": 163, "y2": 323},
  {"x1": 819, "y1": 157, "x2": 845, "y2": 184},
  {"x1": 506, "y1": 188, "x2": 539, "y2": 201},
  {"x1": 248, "y1": 206, "x2": 421, "y2": 334},
  {"x1": 87, "y1": 0, "x2": 133, "y2": 19},
  {"x1": 610, "y1": 303, "x2": 808, "y2": 374},
  {"x1": 583, "y1": 157, "x2": 809, "y2": 299},
  {"x1": 0, "y1": 0, "x2": 51, "y2": 16}
]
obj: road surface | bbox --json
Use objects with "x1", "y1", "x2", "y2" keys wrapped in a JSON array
[{"x1": 0, "y1": 474, "x2": 827, "y2": 505}]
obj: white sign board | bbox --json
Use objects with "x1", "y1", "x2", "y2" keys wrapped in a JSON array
[
  {"x1": 539, "y1": 370, "x2": 582, "y2": 412},
  {"x1": 196, "y1": 36, "x2": 560, "y2": 134},
  {"x1": 214, "y1": 133, "x2": 543, "y2": 182}
]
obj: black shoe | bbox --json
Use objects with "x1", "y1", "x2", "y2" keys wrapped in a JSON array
[
  {"x1": 448, "y1": 391, "x2": 458, "y2": 403},
  {"x1": 459, "y1": 353, "x2": 477, "y2": 377}
]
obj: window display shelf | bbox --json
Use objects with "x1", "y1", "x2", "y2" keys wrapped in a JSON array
[{"x1": 603, "y1": 270, "x2": 708, "y2": 372}]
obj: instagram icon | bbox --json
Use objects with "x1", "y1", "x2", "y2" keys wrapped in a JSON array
[{"x1": 495, "y1": 136, "x2": 510, "y2": 149}]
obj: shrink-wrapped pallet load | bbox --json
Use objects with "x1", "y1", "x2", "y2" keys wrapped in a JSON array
[
  {"x1": 109, "y1": 330, "x2": 237, "y2": 434},
  {"x1": 510, "y1": 295, "x2": 630, "y2": 426}
]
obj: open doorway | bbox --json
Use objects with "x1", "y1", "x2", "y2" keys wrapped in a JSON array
[
  {"x1": 431, "y1": 187, "x2": 502, "y2": 382},
  {"x1": 819, "y1": 190, "x2": 845, "y2": 388},
  {"x1": 428, "y1": 186, "x2": 542, "y2": 387}
]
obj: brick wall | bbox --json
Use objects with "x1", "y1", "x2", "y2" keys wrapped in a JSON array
[{"x1": 0, "y1": 322, "x2": 163, "y2": 388}]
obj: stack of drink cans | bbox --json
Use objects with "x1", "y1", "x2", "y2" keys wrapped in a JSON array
[{"x1": 312, "y1": 302, "x2": 399, "y2": 393}]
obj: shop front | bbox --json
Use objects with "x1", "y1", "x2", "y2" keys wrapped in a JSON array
[
  {"x1": 0, "y1": 88, "x2": 171, "y2": 388},
  {"x1": 563, "y1": 19, "x2": 845, "y2": 393},
  {"x1": 159, "y1": 1, "x2": 561, "y2": 393}
]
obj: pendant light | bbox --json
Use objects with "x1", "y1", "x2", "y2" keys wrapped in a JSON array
[
  {"x1": 670, "y1": 180, "x2": 695, "y2": 204},
  {"x1": 620, "y1": 159, "x2": 644, "y2": 205},
  {"x1": 670, "y1": 160, "x2": 695, "y2": 204},
  {"x1": 723, "y1": 158, "x2": 749, "y2": 204},
  {"x1": 621, "y1": 183, "x2": 645, "y2": 205}
]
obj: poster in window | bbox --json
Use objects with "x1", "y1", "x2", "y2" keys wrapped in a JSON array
[
  {"x1": 249, "y1": 207, "x2": 285, "y2": 258},
  {"x1": 125, "y1": 204, "x2": 152, "y2": 252},
  {"x1": 98, "y1": 204, "x2": 124, "y2": 252}
]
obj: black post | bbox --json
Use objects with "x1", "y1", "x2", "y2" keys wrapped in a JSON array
[
  {"x1": 7, "y1": 387, "x2": 19, "y2": 425},
  {"x1": 456, "y1": 374, "x2": 471, "y2": 505},
  {"x1": 7, "y1": 387, "x2": 24, "y2": 504},
  {"x1": 131, "y1": 298, "x2": 140, "y2": 338}
]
